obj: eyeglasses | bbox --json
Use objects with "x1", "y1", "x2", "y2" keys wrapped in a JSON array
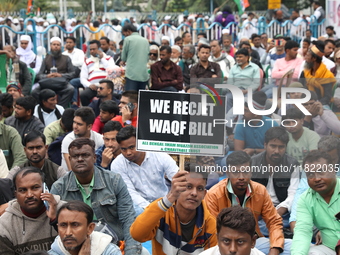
[{"x1": 149, "y1": 53, "x2": 158, "y2": 56}]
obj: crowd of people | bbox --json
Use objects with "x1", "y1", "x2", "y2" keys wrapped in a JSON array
[{"x1": 0, "y1": 1, "x2": 339, "y2": 254}]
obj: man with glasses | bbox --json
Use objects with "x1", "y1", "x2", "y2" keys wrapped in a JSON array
[
  {"x1": 148, "y1": 45, "x2": 159, "y2": 67},
  {"x1": 112, "y1": 91, "x2": 138, "y2": 127},
  {"x1": 292, "y1": 150, "x2": 340, "y2": 255},
  {"x1": 205, "y1": 151, "x2": 292, "y2": 255},
  {"x1": 88, "y1": 79, "x2": 116, "y2": 117},
  {"x1": 71, "y1": 40, "x2": 115, "y2": 107}
]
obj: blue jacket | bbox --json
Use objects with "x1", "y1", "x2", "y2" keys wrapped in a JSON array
[{"x1": 50, "y1": 167, "x2": 142, "y2": 255}]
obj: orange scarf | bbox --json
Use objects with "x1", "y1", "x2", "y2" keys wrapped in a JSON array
[{"x1": 304, "y1": 62, "x2": 336, "y2": 98}]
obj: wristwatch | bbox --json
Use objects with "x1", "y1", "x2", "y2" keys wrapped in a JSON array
[{"x1": 124, "y1": 120, "x2": 132, "y2": 126}]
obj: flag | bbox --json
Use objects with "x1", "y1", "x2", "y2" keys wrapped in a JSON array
[
  {"x1": 27, "y1": 0, "x2": 33, "y2": 14},
  {"x1": 234, "y1": 0, "x2": 250, "y2": 14}
]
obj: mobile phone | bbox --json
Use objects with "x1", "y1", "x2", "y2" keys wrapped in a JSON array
[
  {"x1": 127, "y1": 102, "x2": 135, "y2": 111},
  {"x1": 336, "y1": 211, "x2": 340, "y2": 221},
  {"x1": 43, "y1": 183, "x2": 50, "y2": 211},
  {"x1": 50, "y1": 66, "x2": 57, "y2": 73},
  {"x1": 275, "y1": 39, "x2": 282, "y2": 46}
]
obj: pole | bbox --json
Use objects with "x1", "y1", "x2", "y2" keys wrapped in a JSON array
[
  {"x1": 91, "y1": 0, "x2": 96, "y2": 17},
  {"x1": 59, "y1": 0, "x2": 63, "y2": 19},
  {"x1": 210, "y1": 0, "x2": 213, "y2": 14},
  {"x1": 64, "y1": 0, "x2": 67, "y2": 19},
  {"x1": 104, "y1": 0, "x2": 107, "y2": 15}
]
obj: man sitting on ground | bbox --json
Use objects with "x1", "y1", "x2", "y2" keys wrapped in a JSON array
[
  {"x1": 112, "y1": 91, "x2": 138, "y2": 127},
  {"x1": 92, "y1": 100, "x2": 119, "y2": 134},
  {"x1": 48, "y1": 200, "x2": 121, "y2": 255},
  {"x1": 44, "y1": 108, "x2": 75, "y2": 145},
  {"x1": 282, "y1": 108, "x2": 320, "y2": 164},
  {"x1": 251, "y1": 127, "x2": 300, "y2": 236},
  {"x1": 150, "y1": 45, "x2": 183, "y2": 91},
  {"x1": 32, "y1": 37, "x2": 75, "y2": 108},
  {"x1": 291, "y1": 150, "x2": 340, "y2": 255},
  {"x1": 95, "y1": 121, "x2": 122, "y2": 170},
  {"x1": 205, "y1": 151, "x2": 292, "y2": 255},
  {"x1": 88, "y1": 79, "x2": 117, "y2": 117},
  {"x1": 200, "y1": 207, "x2": 265, "y2": 255},
  {"x1": 51, "y1": 138, "x2": 142, "y2": 255},
  {"x1": 111, "y1": 126, "x2": 178, "y2": 214},
  {"x1": 130, "y1": 169, "x2": 217, "y2": 254},
  {"x1": 0, "y1": 103, "x2": 26, "y2": 169},
  {"x1": 61, "y1": 107, "x2": 103, "y2": 171},
  {"x1": 0, "y1": 167, "x2": 63, "y2": 253},
  {"x1": 5, "y1": 96, "x2": 44, "y2": 141},
  {"x1": 7, "y1": 131, "x2": 66, "y2": 189},
  {"x1": 33, "y1": 89, "x2": 64, "y2": 127}
]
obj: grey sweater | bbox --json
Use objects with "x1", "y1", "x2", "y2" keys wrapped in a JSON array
[{"x1": 0, "y1": 195, "x2": 63, "y2": 254}]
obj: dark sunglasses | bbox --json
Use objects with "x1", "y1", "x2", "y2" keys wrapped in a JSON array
[{"x1": 149, "y1": 53, "x2": 158, "y2": 56}]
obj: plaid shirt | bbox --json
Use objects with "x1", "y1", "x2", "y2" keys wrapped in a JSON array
[{"x1": 95, "y1": 144, "x2": 112, "y2": 170}]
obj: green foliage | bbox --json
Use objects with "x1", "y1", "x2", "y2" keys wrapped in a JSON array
[{"x1": 1, "y1": 0, "x2": 22, "y2": 11}]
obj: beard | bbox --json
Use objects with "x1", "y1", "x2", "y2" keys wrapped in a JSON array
[
  {"x1": 148, "y1": 59, "x2": 157, "y2": 65},
  {"x1": 304, "y1": 61, "x2": 313, "y2": 70},
  {"x1": 171, "y1": 58, "x2": 179, "y2": 63},
  {"x1": 223, "y1": 45, "x2": 231, "y2": 53},
  {"x1": 51, "y1": 50, "x2": 62, "y2": 58}
]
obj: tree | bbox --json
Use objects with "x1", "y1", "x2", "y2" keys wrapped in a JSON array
[{"x1": 1, "y1": 0, "x2": 22, "y2": 11}]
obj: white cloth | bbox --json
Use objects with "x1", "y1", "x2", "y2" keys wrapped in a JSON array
[
  {"x1": 313, "y1": 6, "x2": 323, "y2": 20},
  {"x1": 240, "y1": 19, "x2": 258, "y2": 39},
  {"x1": 54, "y1": 231, "x2": 113, "y2": 255},
  {"x1": 266, "y1": 168, "x2": 300, "y2": 212},
  {"x1": 0, "y1": 149, "x2": 9, "y2": 178},
  {"x1": 106, "y1": 25, "x2": 122, "y2": 48},
  {"x1": 308, "y1": 244, "x2": 336, "y2": 255},
  {"x1": 33, "y1": 104, "x2": 64, "y2": 127},
  {"x1": 80, "y1": 53, "x2": 116, "y2": 88},
  {"x1": 50, "y1": 37, "x2": 62, "y2": 43},
  {"x1": 16, "y1": 36, "x2": 36, "y2": 66},
  {"x1": 62, "y1": 48, "x2": 85, "y2": 68},
  {"x1": 110, "y1": 152, "x2": 178, "y2": 208},
  {"x1": 61, "y1": 130, "x2": 103, "y2": 171},
  {"x1": 290, "y1": 17, "x2": 306, "y2": 38},
  {"x1": 322, "y1": 56, "x2": 335, "y2": 70}
]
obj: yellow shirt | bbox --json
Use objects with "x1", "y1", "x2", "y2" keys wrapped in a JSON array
[{"x1": 89, "y1": 26, "x2": 105, "y2": 41}]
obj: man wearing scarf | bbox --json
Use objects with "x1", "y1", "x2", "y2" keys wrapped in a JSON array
[
  {"x1": 16, "y1": 35, "x2": 42, "y2": 75},
  {"x1": 209, "y1": 39, "x2": 235, "y2": 79},
  {"x1": 302, "y1": 41, "x2": 336, "y2": 106},
  {"x1": 32, "y1": 37, "x2": 75, "y2": 108}
]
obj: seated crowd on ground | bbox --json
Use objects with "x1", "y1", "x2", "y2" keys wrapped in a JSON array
[{"x1": 0, "y1": 3, "x2": 340, "y2": 255}]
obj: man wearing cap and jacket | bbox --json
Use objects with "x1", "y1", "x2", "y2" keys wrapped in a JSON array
[{"x1": 32, "y1": 37, "x2": 75, "y2": 108}]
